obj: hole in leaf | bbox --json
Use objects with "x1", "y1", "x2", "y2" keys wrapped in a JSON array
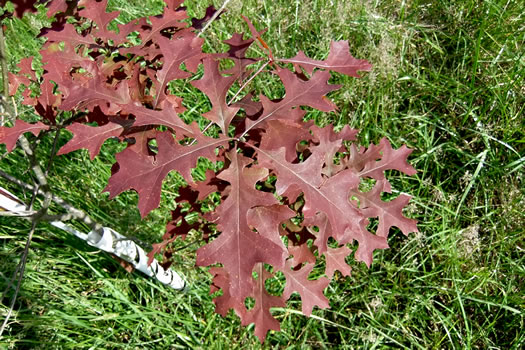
[
  {"x1": 263, "y1": 263, "x2": 273, "y2": 273},
  {"x1": 244, "y1": 297, "x2": 255, "y2": 310},
  {"x1": 327, "y1": 237, "x2": 339, "y2": 249},
  {"x1": 306, "y1": 238, "x2": 314, "y2": 248},
  {"x1": 219, "y1": 58, "x2": 235, "y2": 75},
  {"x1": 264, "y1": 270, "x2": 284, "y2": 296},
  {"x1": 380, "y1": 191, "x2": 398, "y2": 201},
  {"x1": 210, "y1": 287, "x2": 223, "y2": 299},
  {"x1": 366, "y1": 217, "x2": 379, "y2": 234},
  {"x1": 148, "y1": 139, "x2": 158, "y2": 154},
  {"x1": 358, "y1": 178, "x2": 376, "y2": 192}
]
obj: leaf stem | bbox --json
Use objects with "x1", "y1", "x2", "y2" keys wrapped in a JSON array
[
  {"x1": 227, "y1": 60, "x2": 270, "y2": 106},
  {"x1": 189, "y1": 59, "x2": 271, "y2": 147}
]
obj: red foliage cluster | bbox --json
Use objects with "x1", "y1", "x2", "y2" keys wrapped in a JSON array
[{"x1": 0, "y1": 0, "x2": 418, "y2": 341}]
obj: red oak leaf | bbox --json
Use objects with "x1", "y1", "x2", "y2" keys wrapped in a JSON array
[
  {"x1": 0, "y1": 120, "x2": 48, "y2": 152},
  {"x1": 60, "y1": 75, "x2": 130, "y2": 113},
  {"x1": 41, "y1": 43, "x2": 93, "y2": 88},
  {"x1": 279, "y1": 40, "x2": 372, "y2": 78},
  {"x1": 78, "y1": 0, "x2": 119, "y2": 41},
  {"x1": 350, "y1": 180, "x2": 418, "y2": 238},
  {"x1": 358, "y1": 138, "x2": 417, "y2": 180},
  {"x1": 196, "y1": 150, "x2": 283, "y2": 299},
  {"x1": 153, "y1": 35, "x2": 204, "y2": 108},
  {"x1": 57, "y1": 120, "x2": 125, "y2": 160},
  {"x1": 241, "y1": 16, "x2": 270, "y2": 58},
  {"x1": 121, "y1": 128, "x2": 156, "y2": 157},
  {"x1": 257, "y1": 147, "x2": 389, "y2": 265},
  {"x1": 0, "y1": 0, "x2": 43, "y2": 18},
  {"x1": 324, "y1": 246, "x2": 352, "y2": 279},
  {"x1": 346, "y1": 142, "x2": 383, "y2": 173},
  {"x1": 310, "y1": 124, "x2": 358, "y2": 176},
  {"x1": 314, "y1": 171, "x2": 389, "y2": 267},
  {"x1": 120, "y1": 103, "x2": 198, "y2": 137},
  {"x1": 216, "y1": 33, "x2": 259, "y2": 80},
  {"x1": 21, "y1": 89, "x2": 37, "y2": 106},
  {"x1": 244, "y1": 263, "x2": 286, "y2": 342},
  {"x1": 208, "y1": 267, "x2": 247, "y2": 320},
  {"x1": 45, "y1": 0, "x2": 71, "y2": 18},
  {"x1": 243, "y1": 68, "x2": 339, "y2": 135},
  {"x1": 232, "y1": 92, "x2": 262, "y2": 117},
  {"x1": 288, "y1": 242, "x2": 316, "y2": 267},
  {"x1": 279, "y1": 260, "x2": 330, "y2": 316},
  {"x1": 16, "y1": 57, "x2": 36, "y2": 80},
  {"x1": 303, "y1": 212, "x2": 335, "y2": 254},
  {"x1": 42, "y1": 22, "x2": 96, "y2": 47},
  {"x1": 8, "y1": 72, "x2": 29, "y2": 96},
  {"x1": 191, "y1": 5, "x2": 223, "y2": 30},
  {"x1": 37, "y1": 79, "x2": 61, "y2": 110},
  {"x1": 137, "y1": 4, "x2": 188, "y2": 47},
  {"x1": 34, "y1": 79, "x2": 62, "y2": 123},
  {"x1": 104, "y1": 131, "x2": 228, "y2": 217},
  {"x1": 257, "y1": 147, "x2": 324, "y2": 203},
  {"x1": 8, "y1": 57, "x2": 35, "y2": 95},
  {"x1": 260, "y1": 120, "x2": 312, "y2": 162},
  {"x1": 190, "y1": 58, "x2": 240, "y2": 134},
  {"x1": 246, "y1": 204, "x2": 295, "y2": 253}
]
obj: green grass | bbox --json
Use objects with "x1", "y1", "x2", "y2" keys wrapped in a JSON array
[{"x1": 1, "y1": 0, "x2": 524, "y2": 348}]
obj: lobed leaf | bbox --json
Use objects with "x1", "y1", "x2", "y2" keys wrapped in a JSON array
[
  {"x1": 0, "y1": 120, "x2": 49, "y2": 152},
  {"x1": 104, "y1": 132, "x2": 229, "y2": 217},
  {"x1": 279, "y1": 40, "x2": 372, "y2": 77}
]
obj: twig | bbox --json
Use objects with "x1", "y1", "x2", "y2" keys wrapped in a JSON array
[
  {"x1": 0, "y1": 169, "x2": 103, "y2": 233},
  {"x1": 0, "y1": 25, "x2": 13, "y2": 123},
  {"x1": 0, "y1": 133, "x2": 54, "y2": 337},
  {"x1": 18, "y1": 135, "x2": 51, "y2": 211},
  {"x1": 0, "y1": 221, "x2": 37, "y2": 337},
  {"x1": 44, "y1": 128, "x2": 61, "y2": 177},
  {"x1": 227, "y1": 60, "x2": 270, "y2": 105},
  {"x1": 197, "y1": 0, "x2": 231, "y2": 38}
]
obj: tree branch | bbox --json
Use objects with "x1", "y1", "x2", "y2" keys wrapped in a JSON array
[
  {"x1": 0, "y1": 25, "x2": 13, "y2": 125},
  {"x1": 0, "y1": 168, "x2": 103, "y2": 233}
]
